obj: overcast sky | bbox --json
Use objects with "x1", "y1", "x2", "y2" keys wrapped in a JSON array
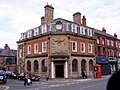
[{"x1": 0, "y1": 0, "x2": 120, "y2": 49}]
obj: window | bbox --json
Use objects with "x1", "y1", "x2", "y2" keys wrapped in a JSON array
[
  {"x1": 42, "y1": 42, "x2": 47, "y2": 52},
  {"x1": 102, "y1": 38, "x2": 105, "y2": 45},
  {"x1": 34, "y1": 27, "x2": 39, "y2": 36},
  {"x1": 72, "y1": 59, "x2": 78, "y2": 72},
  {"x1": 34, "y1": 43, "x2": 38, "y2": 54},
  {"x1": 107, "y1": 39, "x2": 109, "y2": 46},
  {"x1": 119, "y1": 42, "x2": 120, "y2": 48},
  {"x1": 71, "y1": 24, "x2": 77, "y2": 33},
  {"x1": 42, "y1": 59, "x2": 47, "y2": 72},
  {"x1": 47, "y1": 24, "x2": 51, "y2": 32},
  {"x1": 72, "y1": 41, "x2": 77, "y2": 52},
  {"x1": 67, "y1": 23, "x2": 71, "y2": 31},
  {"x1": 81, "y1": 43, "x2": 85, "y2": 53},
  {"x1": 97, "y1": 36, "x2": 100, "y2": 44},
  {"x1": 88, "y1": 29, "x2": 92, "y2": 36},
  {"x1": 27, "y1": 45, "x2": 31, "y2": 54},
  {"x1": 34, "y1": 60, "x2": 39, "y2": 72},
  {"x1": 111, "y1": 40, "x2": 113, "y2": 46},
  {"x1": 27, "y1": 30, "x2": 32, "y2": 38},
  {"x1": 80, "y1": 27, "x2": 85, "y2": 35},
  {"x1": 42, "y1": 25, "x2": 47, "y2": 33},
  {"x1": 108, "y1": 50, "x2": 110, "y2": 56},
  {"x1": 88, "y1": 44, "x2": 92, "y2": 53},
  {"x1": 19, "y1": 49, "x2": 22, "y2": 57},
  {"x1": 27, "y1": 60, "x2": 31, "y2": 72},
  {"x1": 116, "y1": 41, "x2": 118, "y2": 47}
]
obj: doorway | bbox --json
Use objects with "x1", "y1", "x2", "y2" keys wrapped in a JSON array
[{"x1": 55, "y1": 64, "x2": 64, "y2": 78}]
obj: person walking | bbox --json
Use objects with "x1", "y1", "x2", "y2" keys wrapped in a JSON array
[
  {"x1": 24, "y1": 73, "x2": 28, "y2": 86},
  {"x1": 46, "y1": 71, "x2": 49, "y2": 81},
  {"x1": 81, "y1": 70, "x2": 85, "y2": 79}
]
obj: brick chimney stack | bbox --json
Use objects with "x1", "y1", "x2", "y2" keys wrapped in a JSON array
[
  {"x1": 114, "y1": 33, "x2": 117, "y2": 38},
  {"x1": 102, "y1": 27, "x2": 106, "y2": 33},
  {"x1": 44, "y1": 4, "x2": 54, "y2": 23},
  {"x1": 82, "y1": 15, "x2": 86, "y2": 26},
  {"x1": 73, "y1": 12, "x2": 81, "y2": 25},
  {"x1": 4, "y1": 44, "x2": 10, "y2": 50}
]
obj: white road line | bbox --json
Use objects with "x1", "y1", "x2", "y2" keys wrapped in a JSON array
[{"x1": 80, "y1": 84, "x2": 95, "y2": 89}]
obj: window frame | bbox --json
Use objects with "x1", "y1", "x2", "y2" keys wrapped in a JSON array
[
  {"x1": 88, "y1": 44, "x2": 92, "y2": 53},
  {"x1": 27, "y1": 45, "x2": 31, "y2": 54},
  {"x1": 34, "y1": 43, "x2": 38, "y2": 54},
  {"x1": 42, "y1": 42, "x2": 47, "y2": 52},
  {"x1": 72, "y1": 41, "x2": 77, "y2": 52},
  {"x1": 81, "y1": 42, "x2": 85, "y2": 53}
]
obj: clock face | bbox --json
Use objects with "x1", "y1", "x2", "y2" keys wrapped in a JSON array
[{"x1": 56, "y1": 24, "x2": 62, "y2": 30}]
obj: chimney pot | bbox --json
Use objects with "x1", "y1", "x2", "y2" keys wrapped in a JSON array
[{"x1": 82, "y1": 15, "x2": 86, "y2": 26}]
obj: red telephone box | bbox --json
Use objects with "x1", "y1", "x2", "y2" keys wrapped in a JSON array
[{"x1": 93, "y1": 64, "x2": 101, "y2": 78}]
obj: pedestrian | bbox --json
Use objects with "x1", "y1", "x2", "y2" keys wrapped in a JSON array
[
  {"x1": 24, "y1": 73, "x2": 28, "y2": 86},
  {"x1": 46, "y1": 71, "x2": 49, "y2": 81},
  {"x1": 29, "y1": 74, "x2": 32, "y2": 84},
  {"x1": 81, "y1": 70, "x2": 85, "y2": 79}
]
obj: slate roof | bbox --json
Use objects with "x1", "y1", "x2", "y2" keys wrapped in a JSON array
[{"x1": 0, "y1": 48, "x2": 17, "y2": 57}]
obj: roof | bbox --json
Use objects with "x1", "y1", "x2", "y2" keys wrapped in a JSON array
[
  {"x1": 93, "y1": 29, "x2": 116, "y2": 39},
  {"x1": 0, "y1": 48, "x2": 17, "y2": 57}
]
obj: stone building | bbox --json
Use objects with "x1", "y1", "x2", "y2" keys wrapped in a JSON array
[
  {"x1": 0, "y1": 44, "x2": 17, "y2": 71},
  {"x1": 17, "y1": 4, "x2": 97, "y2": 79}
]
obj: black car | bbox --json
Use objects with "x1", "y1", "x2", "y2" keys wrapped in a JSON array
[
  {"x1": 6, "y1": 71, "x2": 19, "y2": 79},
  {"x1": 0, "y1": 70, "x2": 7, "y2": 84}
]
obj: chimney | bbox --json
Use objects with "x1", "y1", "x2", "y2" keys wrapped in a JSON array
[
  {"x1": 41, "y1": 16, "x2": 45, "y2": 25},
  {"x1": 44, "y1": 4, "x2": 54, "y2": 23},
  {"x1": 4, "y1": 44, "x2": 10, "y2": 50},
  {"x1": 73, "y1": 12, "x2": 81, "y2": 25},
  {"x1": 102, "y1": 27, "x2": 106, "y2": 33},
  {"x1": 82, "y1": 15, "x2": 86, "y2": 26},
  {"x1": 114, "y1": 33, "x2": 117, "y2": 38}
]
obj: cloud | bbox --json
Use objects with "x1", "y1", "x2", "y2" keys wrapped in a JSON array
[{"x1": 0, "y1": 0, "x2": 120, "y2": 49}]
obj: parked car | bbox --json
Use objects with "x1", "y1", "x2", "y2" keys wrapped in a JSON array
[
  {"x1": 29, "y1": 73, "x2": 40, "y2": 81},
  {"x1": 18, "y1": 72, "x2": 40, "y2": 81},
  {"x1": 6, "y1": 71, "x2": 20, "y2": 79},
  {"x1": 0, "y1": 70, "x2": 7, "y2": 84},
  {"x1": 18, "y1": 73, "x2": 24, "y2": 80}
]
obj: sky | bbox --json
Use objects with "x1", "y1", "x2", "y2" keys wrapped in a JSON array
[{"x1": 0, "y1": 0, "x2": 120, "y2": 50}]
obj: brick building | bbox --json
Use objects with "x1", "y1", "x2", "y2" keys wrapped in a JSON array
[
  {"x1": 17, "y1": 4, "x2": 96, "y2": 79},
  {"x1": 94, "y1": 28, "x2": 120, "y2": 75}
]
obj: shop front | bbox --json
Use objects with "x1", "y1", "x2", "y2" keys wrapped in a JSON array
[
  {"x1": 109, "y1": 57, "x2": 118, "y2": 73},
  {"x1": 96, "y1": 57, "x2": 110, "y2": 75}
]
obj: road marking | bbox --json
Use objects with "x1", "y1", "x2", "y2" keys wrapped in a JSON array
[
  {"x1": 2, "y1": 85, "x2": 10, "y2": 90},
  {"x1": 80, "y1": 84, "x2": 95, "y2": 89}
]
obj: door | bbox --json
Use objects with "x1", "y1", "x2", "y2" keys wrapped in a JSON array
[{"x1": 55, "y1": 64, "x2": 64, "y2": 78}]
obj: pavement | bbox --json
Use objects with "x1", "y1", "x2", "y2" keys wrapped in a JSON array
[{"x1": 39, "y1": 75, "x2": 111, "y2": 83}]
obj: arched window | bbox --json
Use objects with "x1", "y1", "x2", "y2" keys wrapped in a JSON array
[
  {"x1": 34, "y1": 60, "x2": 39, "y2": 72},
  {"x1": 41, "y1": 59, "x2": 47, "y2": 72},
  {"x1": 72, "y1": 59, "x2": 78, "y2": 72},
  {"x1": 27, "y1": 60, "x2": 31, "y2": 72},
  {"x1": 89, "y1": 59, "x2": 94, "y2": 71},
  {"x1": 81, "y1": 59, "x2": 86, "y2": 71}
]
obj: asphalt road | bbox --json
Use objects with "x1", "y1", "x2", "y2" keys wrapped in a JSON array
[{"x1": 0, "y1": 76, "x2": 109, "y2": 90}]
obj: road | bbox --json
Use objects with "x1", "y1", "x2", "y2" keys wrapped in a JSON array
[{"x1": 0, "y1": 76, "x2": 109, "y2": 90}]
